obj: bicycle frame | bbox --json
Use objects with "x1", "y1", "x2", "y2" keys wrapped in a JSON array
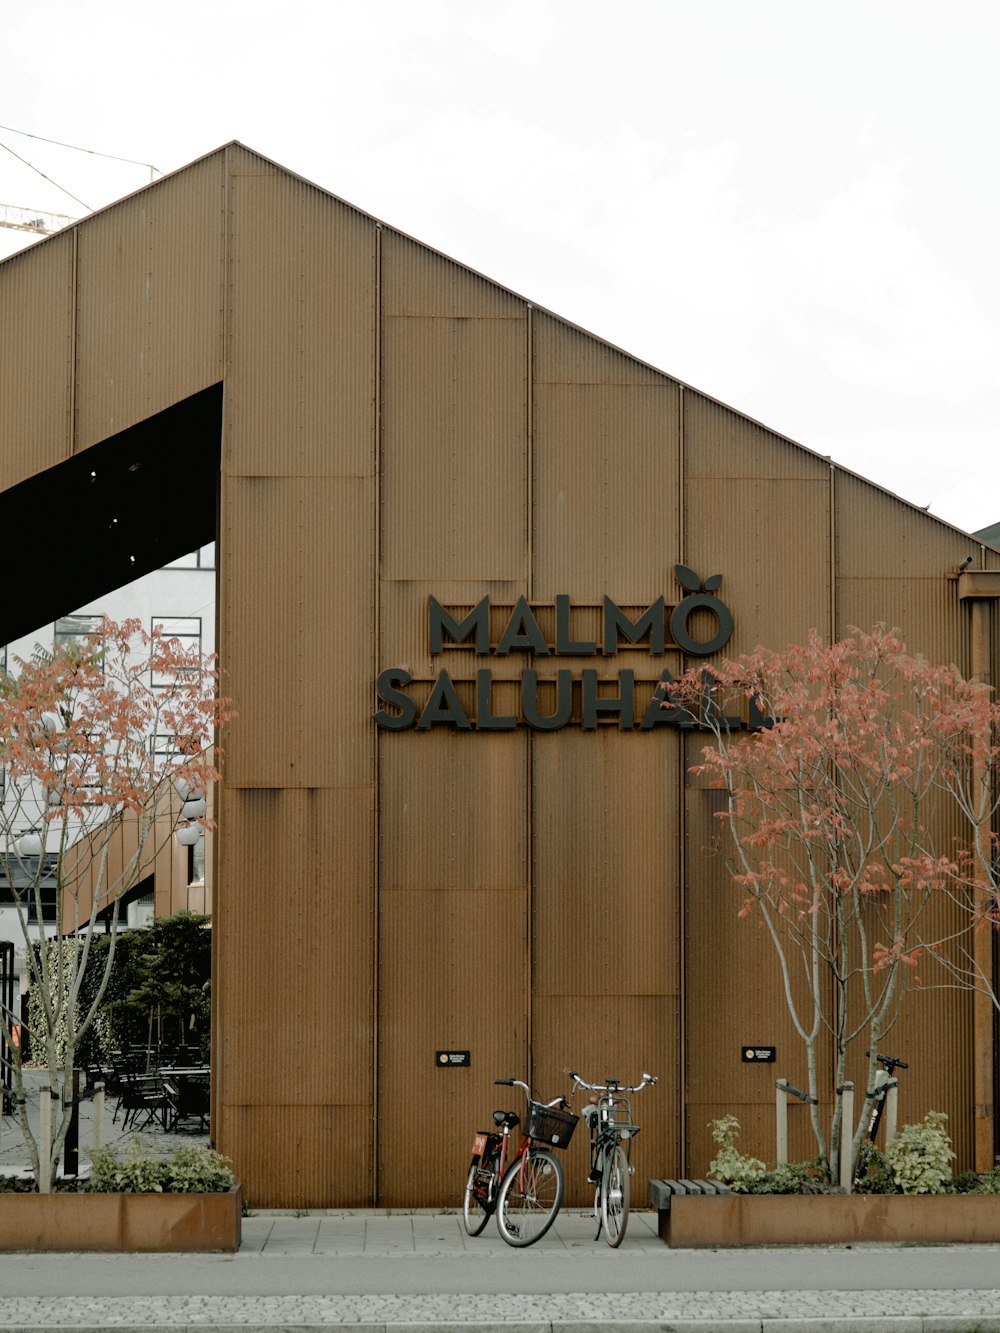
[
  {"x1": 465, "y1": 1094, "x2": 520, "y2": 1222},
  {"x1": 467, "y1": 1124, "x2": 510, "y2": 1204},
  {"x1": 464, "y1": 1078, "x2": 574, "y2": 1244},
  {"x1": 568, "y1": 1071, "x2": 656, "y2": 1247}
]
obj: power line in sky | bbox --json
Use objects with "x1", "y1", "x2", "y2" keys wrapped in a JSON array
[{"x1": 0, "y1": 125, "x2": 159, "y2": 176}]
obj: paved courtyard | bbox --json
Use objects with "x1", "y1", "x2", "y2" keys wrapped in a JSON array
[{"x1": 1, "y1": 1065, "x2": 209, "y2": 1179}]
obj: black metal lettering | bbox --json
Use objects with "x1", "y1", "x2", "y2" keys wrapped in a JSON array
[
  {"x1": 582, "y1": 669, "x2": 634, "y2": 729},
  {"x1": 642, "y1": 671, "x2": 695, "y2": 730},
  {"x1": 374, "y1": 668, "x2": 418, "y2": 730},
  {"x1": 670, "y1": 593, "x2": 734, "y2": 656},
  {"x1": 522, "y1": 669, "x2": 573, "y2": 730},
  {"x1": 748, "y1": 692, "x2": 775, "y2": 731},
  {"x1": 496, "y1": 596, "x2": 549, "y2": 656},
  {"x1": 555, "y1": 595, "x2": 596, "y2": 655},
  {"x1": 476, "y1": 669, "x2": 516, "y2": 730},
  {"x1": 698, "y1": 669, "x2": 740, "y2": 732},
  {"x1": 429, "y1": 595, "x2": 490, "y2": 654},
  {"x1": 417, "y1": 671, "x2": 473, "y2": 730},
  {"x1": 602, "y1": 597, "x2": 665, "y2": 655}
]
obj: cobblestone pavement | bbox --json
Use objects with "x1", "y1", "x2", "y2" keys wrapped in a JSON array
[{"x1": 3, "y1": 1285, "x2": 1000, "y2": 1330}]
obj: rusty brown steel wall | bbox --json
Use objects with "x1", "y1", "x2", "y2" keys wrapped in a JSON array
[
  {"x1": 4, "y1": 142, "x2": 1000, "y2": 1207},
  {"x1": 0, "y1": 233, "x2": 75, "y2": 486},
  {"x1": 72, "y1": 154, "x2": 225, "y2": 451},
  {"x1": 375, "y1": 230, "x2": 532, "y2": 1205},
  {"x1": 215, "y1": 147, "x2": 379, "y2": 1205}
]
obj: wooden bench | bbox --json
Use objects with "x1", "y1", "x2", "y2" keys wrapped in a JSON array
[{"x1": 648, "y1": 1178, "x2": 732, "y2": 1241}]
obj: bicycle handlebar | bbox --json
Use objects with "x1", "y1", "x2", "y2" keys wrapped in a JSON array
[
  {"x1": 864, "y1": 1051, "x2": 909, "y2": 1073},
  {"x1": 567, "y1": 1071, "x2": 658, "y2": 1095},
  {"x1": 494, "y1": 1078, "x2": 567, "y2": 1109}
]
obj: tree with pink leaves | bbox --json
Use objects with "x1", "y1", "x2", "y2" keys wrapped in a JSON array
[
  {"x1": 0, "y1": 618, "x2": 232, "y2": 1189},
  {"x1": 668, "y1": 626, "x2": 1000, "y2": 1179}
]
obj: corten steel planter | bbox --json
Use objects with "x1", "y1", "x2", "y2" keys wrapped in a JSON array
[
  {"x1": 0, "y1": 1185, "x2": 242, "y2": 1252},
  {"x1": 661, "y1": 1192, "x2": 1000, "y2": 1247}
]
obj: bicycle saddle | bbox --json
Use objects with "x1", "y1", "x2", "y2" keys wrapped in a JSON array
[{"x1": 493, "y1": 1110, "x2": 520, "y2": 1129}]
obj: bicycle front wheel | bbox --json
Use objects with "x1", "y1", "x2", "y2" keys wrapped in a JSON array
[
  {"x1": 599, "y1": 1143, "x2": 631, "y2": 1247},
  {"x1": 461, "y1": 1162, "x2": 493, "y2": 1231},
  {"x1": 496, "y1": 1147, "x2": 564, "y2": 1247}
]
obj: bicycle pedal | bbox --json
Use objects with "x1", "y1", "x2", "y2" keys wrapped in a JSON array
[{"x1": 587, "y1": 1172, "x2": 600, "y2": 1185}]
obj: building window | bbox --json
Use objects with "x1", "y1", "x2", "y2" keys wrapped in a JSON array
[
  {"x1": 165, "y1": 542, "x2": 215, "y2": 571},
  {"x1": 188, "y1": 834, "x2": 206, "y2": 886},
  {"x1": 151, "y1": 617, "x2": 202, "y2": 687},
  {"x1": 0, "y1": 645, "x2": 5, "y2": 798},
  {"x1": 54, "y1": 614, "x2": 103, "y2": 647}
]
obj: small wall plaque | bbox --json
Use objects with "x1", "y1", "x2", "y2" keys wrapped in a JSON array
[
  {"x1": 436, "y1": 1050, "x2": 471, "y2": 1067},
  {"x1": 742, "y1": 1045, "x2": 776, "y2": 1062}
]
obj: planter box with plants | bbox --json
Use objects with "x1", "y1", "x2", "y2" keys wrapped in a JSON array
[
  {"x1": 653, "y1": 1113, "x2": 1000, "y2": 1248},
  {"x1": 0, "y1": 1141, "x2": 242, "y2": 1253}
]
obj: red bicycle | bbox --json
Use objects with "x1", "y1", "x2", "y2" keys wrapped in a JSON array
[{"x1": 463, "y1": 1077, "x2": 578, "y2": 1247}]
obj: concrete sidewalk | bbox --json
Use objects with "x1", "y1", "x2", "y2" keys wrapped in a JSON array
[{"x1": 1, "y1": 1208, "x2": 1000, "y2": 1330}]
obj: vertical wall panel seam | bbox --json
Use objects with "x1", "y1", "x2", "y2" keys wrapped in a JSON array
[
  {"x1": 526, "y1": 303, "x2": 534, "y2": 1081},
  {"x1": 213, "y1": 146, "x2": 235, "y2": 1150},
  {"x1": 829, "y1": 463, "x2": 837, "y2": 642},
  {"x1": 828, "y1": 461, "x2": 839, "y2": 1100},
  {"x1": 372, "y1": 221, "x2": 383, "y2": 1206},
  {"x1": 677, "y1": 384, "x2": 687, "y2": 1174},
  {"x1": 68, "y1": 227, "x2": 78, "y2": 456},
  {"x1": 220, "y1": 149, "x2": 231, "y2": 384},
  {"x1": 526, "y1": 305, "x2": 534, "y2": 596},
  {"x1": 677, "y1": 387, "x2": 685, "y2": 567}
]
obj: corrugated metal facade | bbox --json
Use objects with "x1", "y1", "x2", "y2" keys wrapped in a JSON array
[{"x1": 2, "y1": 142, "x2": 999, "y2": 1206}]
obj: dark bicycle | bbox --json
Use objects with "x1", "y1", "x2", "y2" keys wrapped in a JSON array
[{"x1": 568, "y1": 1070, "x2": 657, "y2": 1247}]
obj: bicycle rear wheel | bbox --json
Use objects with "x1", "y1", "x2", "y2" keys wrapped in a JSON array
[
  {"x1": 599, "y1": 1143, "x2": 630, "y2": 1247},
  {"x1": 462, "y1": 1162, "x2": 493, "y2": 1237},
  {"x1": 496, "y1": 1147, "x2": 563, "y2": 1247}
]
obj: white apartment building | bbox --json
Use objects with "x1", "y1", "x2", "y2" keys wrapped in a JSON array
[{"x1": 0, "y1": 545, "x2": 216, "y2": 1023}]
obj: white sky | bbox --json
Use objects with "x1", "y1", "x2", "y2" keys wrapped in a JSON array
[{"x1": 3, "y1": 0, "x2": 998, "y2": 534}]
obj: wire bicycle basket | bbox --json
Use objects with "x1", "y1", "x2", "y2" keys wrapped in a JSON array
[{"x1": 524, "y1": 1102, "x2": 579, "y2": 1149}]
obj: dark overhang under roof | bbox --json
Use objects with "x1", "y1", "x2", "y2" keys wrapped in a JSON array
[{"x1": 2, "y1": 385, "x2": 222, "y2": 645}]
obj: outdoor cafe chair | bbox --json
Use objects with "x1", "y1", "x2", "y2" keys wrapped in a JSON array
[
  {"x1": 164, "y1": 1073, "x2": 209, "y2": 1132},
  {"x1": 117, "y1": 1072, "x2": 170, "y2": 1132}
]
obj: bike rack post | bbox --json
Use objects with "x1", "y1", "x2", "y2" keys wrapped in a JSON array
[
  {"x1": 883, "y1": 1078, "x2": 899, "y2": 1147},
  {"x1": 38, "y1": 1085, "x2": 52, "y2": 1194},
  {"x1": 774, "y1": 1079, "x2": 816, "y2": 1165},
  {"x1": 838, "y1": 1082, "x2": 854, "y2": 1193},
  {"x1": 92, "y1": 1081, "x2": 105, "y2": 1151}
]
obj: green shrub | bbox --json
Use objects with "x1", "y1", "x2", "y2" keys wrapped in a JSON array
[
  {"x1": 707, "y1": 1115, "x2": 766, "y2": 1192},
  {"x1": 162, "y1": 1143, "x2": 235, "y2": 1193},
  {"x1": 748, "y1": 1158, "x2": 835, "y2": 1195},
  {"x1": 883, "y1": 1111, "x2": 955, "y2": 1195},
  {"x1": 950, "y1": 1156, "x2": 1000, "y2": 1195},
  {"x1": 0, "y1": 1176, "x2": 35, "y2": 1193},
  {"x1": 853, "y1": 1142, "x2": 896, "y2": 1194},
  {"x1": 87, "y1": 1137, "x2": 234, "y2": 1193},
  {"x1": 89, "y1": 1138, "x2": 167, "y2": 1192}
]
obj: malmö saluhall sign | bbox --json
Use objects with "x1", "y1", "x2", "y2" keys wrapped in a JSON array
[{"x1": 374, "y1": 565, "x2": 735, "y2": 732}]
